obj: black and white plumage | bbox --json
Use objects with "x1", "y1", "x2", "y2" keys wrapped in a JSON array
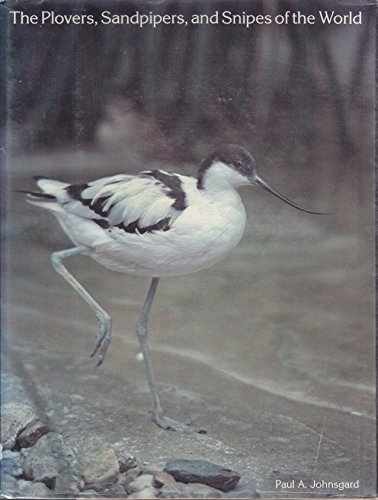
[
  {"x1": 29, "y1": 170, "x2": 197, "y2": 275},
  {"x1": 26, "y1": 144, "x2": 324, "y2": 433}
]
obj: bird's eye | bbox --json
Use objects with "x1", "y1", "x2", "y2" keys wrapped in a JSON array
[{"x1": 235, "y1": 160, "x2": 242, "y2": 168}]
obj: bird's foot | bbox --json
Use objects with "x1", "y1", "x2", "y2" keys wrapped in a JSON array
[
  {"x1": 153, "y1": 411, "x2": 206, "y2": 434},
  {"x1": 90, "y1": 314, "x2": 112, "y2": 366}
]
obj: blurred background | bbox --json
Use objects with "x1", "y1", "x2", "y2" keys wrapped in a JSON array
[{"x1": 2, "y1": 0, "x2": 376, "y2": 496}]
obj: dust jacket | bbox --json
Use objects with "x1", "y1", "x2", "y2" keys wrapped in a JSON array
[{"x1": 0, "y1": 0, "x2": 376, "y2": 498}]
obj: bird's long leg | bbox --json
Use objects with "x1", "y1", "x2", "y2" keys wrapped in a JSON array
[
  {"x1": 136, "y1": 277, "x2": 205, "y2": 434},
  {"x1": 50, "y1": 246, "x2": 111, "y2": 366}
]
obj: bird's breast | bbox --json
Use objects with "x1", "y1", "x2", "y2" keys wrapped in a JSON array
[
  {"x1": 170, "y1": 189, "x2": 247, "y2": 263},
  {"x1": 83, "y1": 188, "x2": 247, "y2": 277}
]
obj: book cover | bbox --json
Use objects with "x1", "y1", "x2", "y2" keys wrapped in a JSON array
[{"x1": 0, "y1": 0, "x2": 376, "y2": 498}]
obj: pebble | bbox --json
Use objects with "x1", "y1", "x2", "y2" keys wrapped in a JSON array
[
  {"x1": 23, "y1": 432, "x2": 83, "y2": 494},
  {"x1": 81, "y1": 447, "x2": 119, "y2": 485},
  {"x1": 128, "y1": 473, "x2": 155, "y2": 492},
  {"x1": 160, "y1": 482, "x2": 222, "y2": 498},
  {"x1": 128, "y1": 486, "x2": 159, "y2": 498},
  {"x1": 0, "y1": 475, "x2": 53, "y2": 498},
  {"x1": 164, "y1": 459, "x2": 241, "y2": 492},
  {"x1": 1, "y1": 404, "x2": 38, "y2": 450},
  {"x1": 17, "y1": 418, "x2": 51, "y2": 448},
  {"x1": 0, "y1": 455, "x2": 24, "y2": 477},
  {"x1": 89, "y1": 482, "x2": 127, "y2": 496},
  {"x1": 23, "y1": 451, "x2": 59, "y2": 488},
  {"x1": 154, "y1": 470, "x2": 178, "y2": 488},
  {"x1": 1, "y1": 403, "x2": 38, "y2": 422},
  {"x1": 1, "y1": 403, "x2": 37, "y2": 450},
  {"x1": 118, "y1": 466, "x2": 143, "y2": 490},
  {"x1": 20, "y1": 446, "x2": 32, "y2": 460},
  {"x1": 78, "y1": 489, "x2": 98, "y2": 497},
  {"x1": 17, "y1": 479, "x2": 53, "y2": 497},
  {"x1": 117, "y1": 450, "x2": 137, "y2": 472},
  {"x1": 142, "y1": 463, "x2": 161, "y2": 474},
  {"x1": 1, "y1": 414, "x2": 22, "y2": 451},
  {"x1": 1, "y1": 473, "x2": 19, "y2": 497}
]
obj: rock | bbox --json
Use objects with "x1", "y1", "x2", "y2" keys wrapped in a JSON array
[
  {"x1": 23, "y1": 432, "x2": 83, "y2": 494},
  {"x1": 117, "y1": 450, "x2": 137, "y2": 472},
  {"x1": 1, "y1": 403, "x2": 38, "y2": 450},
  {"x1": 118, "y1": 466, "x2": 143, "y2": 491},
  {"x1": 79, "y1": 489, "x2": 98, "y2": 497},
  {"x1": 1, "y1": 404, "x2": 38, "y2": 450},
  {"x1": 164, "y1": 459, "x2": 241, "y2": 492},
  {"x1": 128, "y1": 486, "x2": 159, "y2": 499},
  {"x1": 23, "y1": 452, "x2": 58, "y2": 488},
  {"x1": 0, "y1": 455, "x2": 24, "y2": 477},
  {"x1": 142, "y1": 463, "x2": 161, "y2": 474},
  {"x1": 224, "y1": 489, "x2": 261, "y2": 498},
  {"x1": 1, "y1": 403, "x2": 38, "y2": 423},
  {"x1": 159, "y1": 484, "x2": 183, "y2": 499},
  {"x1": 128, "y1": 473, "x2": 155, "y2": 492},
  {"x1": 81, "y1": 447, "x2": 119, "y2": 485},
  {"x1": 19, "y1": 446, "x2": 31, "y2": 462},
  {"x1": 154, "y1": 470, "x2": 178, "y2": 488},
  {"x1": 160, "y1": 482, "x2": 222, "y2": 498},
  {"x1": 1, "y1": 414, "x2": 22, "y2": 451},
  {"x1": 1, "y1": 473, "x2": 19, "y2": 497},
  {"x1": 17, "y1": 479, "x2": 53, "y2": 497},
  {"x1": 186, "y1": 483, "x2": 223, "y2": 498},
  {"x1": 2, "y1": 449, "x2": 21, "y2": 459},
  {"x1": 17, "y1": 418, "x2": 51, "y2": 448},
  {"x1": 89, "y1": 482, "x2": 126, "y2": 496}
]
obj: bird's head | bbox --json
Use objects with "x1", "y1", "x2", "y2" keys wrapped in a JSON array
[{"x1": 198, "y1": 144, "x2": 326, "y2": 215}]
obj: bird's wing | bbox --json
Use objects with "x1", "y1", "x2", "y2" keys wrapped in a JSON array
[{"x1": 49, "y1": 171, "x2": 188, "y2": 234}]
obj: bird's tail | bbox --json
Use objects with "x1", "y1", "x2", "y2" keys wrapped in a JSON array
[
  {"x1": 20, "y1": 191, "x2": 57, "y2": 203},
  {"x1": 33, "y1": 176, "x2": 69, "y2": 193},
  {"x1": 20, "y1": 176, "x2": 69, "y2": 207}
]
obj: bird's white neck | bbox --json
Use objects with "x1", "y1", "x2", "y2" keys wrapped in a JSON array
[
  {"x1": 196, "y1": 162, "x2": 247, "y2": 217},
  {"x1": 198, "y1": 161, "x2": 249, "y2": 195}
]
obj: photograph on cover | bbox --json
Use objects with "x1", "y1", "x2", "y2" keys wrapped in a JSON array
[{"x1": 1, "y1": 0, "x2": 376, "y2": 498}]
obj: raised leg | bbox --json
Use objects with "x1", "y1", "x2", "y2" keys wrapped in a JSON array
[
  {"x1": 51, "y1": 246, "x2": 111, "y2": 366},
  {"x1": 136, "y1": 277, "x2": 205, "y2": 433}
]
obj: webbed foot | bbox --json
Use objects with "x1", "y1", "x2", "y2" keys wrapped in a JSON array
[{"x1": 153, "y1": 411, "x2": 206, "y2": 434}]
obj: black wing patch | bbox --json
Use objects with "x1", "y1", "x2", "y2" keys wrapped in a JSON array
[
  {"x1": 94, "y1": 217, "x2": 171, "y2": 234},
  {"x1": 65, "y1": 171, "x2": 187, "y2": 235},
  {"x1": 143, "y1": 171, "x2": 187, "y2": 211},
  {"x1": 66, "y1": 184, "x2": 112, "y2": 218}
]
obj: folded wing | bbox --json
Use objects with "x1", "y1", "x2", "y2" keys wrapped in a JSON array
[{"x1": 31, "y1": 171, "x2": 188, "y2": 235}]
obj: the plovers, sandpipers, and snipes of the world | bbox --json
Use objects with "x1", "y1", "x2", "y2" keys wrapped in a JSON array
[{"x1": 24, "y1": 144, "x2": 325, "y2": 433}]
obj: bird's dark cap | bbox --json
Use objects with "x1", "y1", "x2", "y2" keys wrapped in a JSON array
[{"x1": 197, "y1": 144, "x2": 255, "y2": 189}]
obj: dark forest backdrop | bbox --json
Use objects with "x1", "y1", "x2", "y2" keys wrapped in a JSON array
[{"x1": 2, "y1": 0, "x2": 375, "y2": 235}]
